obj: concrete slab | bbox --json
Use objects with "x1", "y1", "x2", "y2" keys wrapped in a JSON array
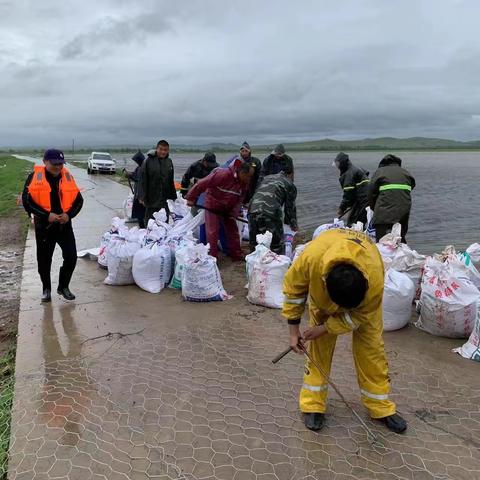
[{"x1": 9, "y1": 162, "x2": 480, "y2": 479}]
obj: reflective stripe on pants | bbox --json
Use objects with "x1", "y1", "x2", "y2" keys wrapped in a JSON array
[{"x1": 299, "y1": 305, "x2": 396, "y2": 418}]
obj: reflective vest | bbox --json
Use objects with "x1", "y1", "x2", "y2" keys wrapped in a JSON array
[{"x1": 28, "y1": 165, "x2": 80, "y2": 212}]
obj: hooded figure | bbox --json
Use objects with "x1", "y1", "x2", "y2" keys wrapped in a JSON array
[
  {"x1": 180, "y1": 151, "x2": 219, "y2": 198},
  {"x1": 368, "y1": 154, "x2": 415, "y2": 243},
  {"x1": 334, "y1": 152, "x2": 369, "y2": 226},
  {"x1": 262, "y1": 143, "x2": 295, "y2": 180},
  {"x1": 223, "y1": 141, "x2": 262, "y2": 202},
  {"x1": 124, "y1": 150, "x2": 147, "y2": 228}
]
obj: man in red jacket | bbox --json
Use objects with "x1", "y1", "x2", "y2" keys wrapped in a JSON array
[{"x1": 186, "y1": 160, "x2": 254, "y2": 260}]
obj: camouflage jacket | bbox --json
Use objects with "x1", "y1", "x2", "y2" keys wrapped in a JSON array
[{"x1": 249, "y1": 173, "x2": 298, "y2": 229}]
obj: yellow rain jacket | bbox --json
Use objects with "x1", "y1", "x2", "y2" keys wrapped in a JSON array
[{"x1": 283, "y1": 229, "x2": 396, "y2": 419}]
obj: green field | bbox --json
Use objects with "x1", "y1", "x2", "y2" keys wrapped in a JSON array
[{"x1": 0, "y1": 156, "x2": 32, "y2": 216}]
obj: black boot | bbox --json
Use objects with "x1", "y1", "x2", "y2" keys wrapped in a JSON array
[
  {"x1": 41, "y1": 289, "x2": 51, "y2": 303},
  {"x1": 378, "y1": 413, "x2": 407, "y2": 433},
  {"x1": 304, "y1": 413, "x2": 325, "y2": 431},
  {"x1": 57, "y1": 287, "x2": 75, "y2": 300}
]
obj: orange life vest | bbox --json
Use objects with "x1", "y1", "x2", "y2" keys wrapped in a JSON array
[{"x1": 28, "y1": 165, "x2": 80, "y2": 213}]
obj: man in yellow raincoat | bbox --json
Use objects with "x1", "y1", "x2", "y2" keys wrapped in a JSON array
[{"x1": 282, "y1": 228, "x2": 407, "y2": 433}]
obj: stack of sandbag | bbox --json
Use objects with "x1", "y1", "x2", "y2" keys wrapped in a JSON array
[
  {"x1": 123, "y1": 193, "x2": 134, "y2": 222},
  {"x1": 377, "y1": 223, "x2": 426, "y2": 300},
  {"x1": 382, "y1": 269, "x2": 415, "y2": 331},
  {"x1": 181, "y1": 244, "x2": 230, "y2": 302},
  {"x1": 104, "y1": 227, "x2": 144, "y2": 285},
  {"x1": 245, "y1": 231, "x2": 291, "y2": 309},
  {"x1": 167, "y1": 192, "x2": 190, "y2": 224},
  {"x1": 145, "y1": 210, "x2": 172, "y2": 241},
  {"x1": 416, "y1": 255, "x2": 480, "y2": 338},
  {"x1": 98, "y1": 217, "x2": 128, "y2": 268},
  {"x1": 312, "y1": 219, "x2": 345, "y2": 240}
]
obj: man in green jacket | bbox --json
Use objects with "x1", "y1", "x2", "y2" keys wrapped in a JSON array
[
  {"x1": 333, "y1": 152, "x2": 370, "y2": 227},
  {"x1": 138, "y1": 140, "x2": 177, "y2": 224},
  {"x1": 248, "y1": 172, "x2": 298, "y2": 254},
  {"x1": 368, "y1": 154, "x2": 416, "y2": 243}
]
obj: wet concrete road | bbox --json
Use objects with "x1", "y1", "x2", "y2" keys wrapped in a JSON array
[{"x1": 9, "y1": 161, "x2": 480, "y2": 479}]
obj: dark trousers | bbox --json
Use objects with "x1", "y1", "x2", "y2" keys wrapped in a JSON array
[
  {"x1": 374, "y1": 214, "x2": 410, "y2": 243},
  {"x1": 35, "y1": 224, "x2": 77, "y2": 290},
  {"x1": 248, "y1": 213, "x2": 284, "y2": 255}
]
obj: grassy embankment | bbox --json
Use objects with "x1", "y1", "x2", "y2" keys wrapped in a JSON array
[{"x1": 0, "y1": 156, "x2": 32, "y2": 479}]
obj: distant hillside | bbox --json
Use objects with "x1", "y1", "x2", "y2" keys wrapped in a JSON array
[
  {"x1": 257, "y1": 137, "x2": 480, "y2": 152},
  {"x1": 3, "y1": 137, "x2": 480, "y2": 153}
]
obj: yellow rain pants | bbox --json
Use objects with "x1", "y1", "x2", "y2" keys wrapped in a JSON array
[{"x1": 282, "y1": 229, "x2": 396, "y2": 419}]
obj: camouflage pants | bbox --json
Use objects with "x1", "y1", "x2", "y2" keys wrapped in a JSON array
[{"x1": 248, "y1": 213, "x2": 284, "y2": 255}]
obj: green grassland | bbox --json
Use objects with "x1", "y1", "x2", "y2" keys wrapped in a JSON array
[{"x1": 0, "y1": 156, "x2": 32, "y2": 216}]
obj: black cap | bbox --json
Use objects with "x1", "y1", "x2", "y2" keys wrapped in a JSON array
[
  {"x1": 43, "y1": 149, "x2": 65, "y2": 165},
  {"x1": 203, "y1": 151, "x2": 217, "y2": 165}
]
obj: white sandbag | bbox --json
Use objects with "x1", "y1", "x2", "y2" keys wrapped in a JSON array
[
  {"x1": 132, "y1": 242, "x2": 172, "y2": 293},
  {"x1": 416, "y1": 256, "x2": 480, "y2": 338},
  {"x1": 165, "y1": 232, "x2": 197, "y2": 288},
  {"x1": 364, "y1": 206, "x2": 376, "y2": 241},
  {"x1": 246, "y1": 247, "x2": 291, "y2": 309},
  {"x1": 98, "y1": 217, "x2": 128, "y2": 268},
  {"x1": 383, "y1": 269, "x2": 415, "y2": 331},
  {"x1": 292, "y1": 243, "x2": 308, "y2": 263},
  {"x1": 167, "y1": 193, "x2": 190, "y2": 223},
  {"x1": 237, "y1": 207, "x2": 249, "y2": 241},
  {"x1": 245, "y1": 231, "x2": 290, "y2": 308},
  {"x1": 182, "y1": 244, "x2": 230, "y2": 302},
  {"x1": 77, "y1": 247, "x2": 100, "y2": 260},
  {"x1": 169, "y1": 210, "x2": 205, "y2": 238},
  {"x1": 245, "y1": 231, "x2": 273, "y2": 279},
  {"x1": 453, "y1": 310, "x2": 480, "y2": 362},
  {"x1": 312, "y1": 219, "x2": 345, "y2": 240},
  {"x1": 377, "y1": 223, "x2": 426, "y2": 300},
  {"x1": 123, "y1": 193, "x2": 134, "y2": 222},
  {"x1": 283, "y1": 224, "x2": 296, "y2": 259},
  {"x1": 466, "y1": 243, "x2": 480, "y2": 263},
  {"x1": 104, "y1": 236, "x2": 141, "y2": 286},
  {"x1": 458, "y1": 251, "x2": 480, "y2": 289}
]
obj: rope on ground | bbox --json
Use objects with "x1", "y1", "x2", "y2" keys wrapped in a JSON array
[{"x1": 81, "y1": 328, "x2": 145, "y2": 345}]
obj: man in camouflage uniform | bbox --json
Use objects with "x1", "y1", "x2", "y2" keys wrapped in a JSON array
[{"x1": 248, "y1": 172, "x2": 297, "y2": 254}]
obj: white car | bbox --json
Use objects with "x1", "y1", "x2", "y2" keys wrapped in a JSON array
[{"x1": 87, "y1": 152, "x2": 116, "y2": 174}]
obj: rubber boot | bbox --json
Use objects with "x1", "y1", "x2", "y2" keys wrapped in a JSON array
[
  {"x1": 304, "y1": 413, "x2": 325, "y2": 431},
  {"x1": 378, "y1": 413, "x2": 407, "y2": 434}
]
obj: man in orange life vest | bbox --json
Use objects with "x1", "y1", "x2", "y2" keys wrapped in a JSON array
[{"x1": 22, "y1": 149, "x2": 83, "y2": 302}]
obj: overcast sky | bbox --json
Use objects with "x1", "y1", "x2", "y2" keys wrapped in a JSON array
[{"x1": 1, "y1": 0, "x2": 479, "y2": 147}]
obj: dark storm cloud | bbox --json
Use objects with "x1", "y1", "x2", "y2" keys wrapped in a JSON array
[
  {"x1": 58, "y1": 13, "x2": 171, "y2": 60},
  {"x1": 1, "y1": 0, "x2": 480, "y2": 147}
]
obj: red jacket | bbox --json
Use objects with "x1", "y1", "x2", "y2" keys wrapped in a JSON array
[{"x1": 186, "y1": 164, "x2": 248, "y2": 215}]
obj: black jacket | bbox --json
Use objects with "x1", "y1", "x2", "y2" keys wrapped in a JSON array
[
  {"x1": 180, "y1": 160, "x2": 216, "y2": 197},
  {"x1": 137, "y1": 153, "x2": 177, "y2": 209},
  {"x1": 337, "y1": 156, "x2": 369, "y2": 226},
  {"x1": 262, "y1": 154, "x2": 294, "y2": 179},
  {"x1": 22, "y1": 170, "x2": 83, "y2": 230},
  {"x1": 368, "y1": 155, "x2": 415, "y2": 225}
]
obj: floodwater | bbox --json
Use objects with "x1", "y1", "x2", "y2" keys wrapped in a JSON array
[{"x1": 68, "y1": 150, "x2": 480, "y2": 254}]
